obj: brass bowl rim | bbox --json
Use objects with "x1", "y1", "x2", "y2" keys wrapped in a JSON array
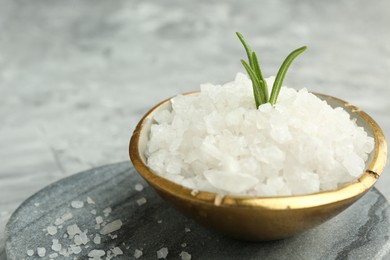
[{"x1": 129, "y1": 92, "x2": 387, "y2": 210}]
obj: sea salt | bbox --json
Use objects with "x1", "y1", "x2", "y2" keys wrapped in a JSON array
[
  {"x1": 93, "y1": 234, "x2": 101, "y2": 244},
  {"x1": 70, "y1": 245, "x2": 82, "y2": 254},
  {"x1": 51, "y1": 239, "x2": 62, "y2": 252},
  {"x1": 37, "y1": 247, "x2": 46, "y2": 257},
  {"x1": 111, "y1": 247, "x2": 123, "y2": 256},
  {"x1": 27, "y1": 249, "x2": 34, "y2": 256},
  {"x1": 71, "y1": 201, "x2": 84, "y2": 209},
  {"x1": 87, "y1": 197, "x2": 95, "y2": 204},
  {"x1": 67, "y1": 224, "x2": 82, "y2": 238},
  {"x1": 136, "y1": 197, "x2": 147, "y2": 206},
  {"x1": 103, "y1": 207, "x2": 112, "y2": 217},
  {"x1": 95, "y1": 216, "x2": 103, "y2": 224},
  {"x1": 157, "y1": 247, "x2": 169, "y2": 259},
  {"x1": 180, "y1": 251, "x2": 192, "y2": 260},
  {"x1": 88, "y1": 249, "x2": 105, "y2": 258},
  {"x1": 134, "y1": 249, "x2": 143, "y2": 258},
  {"x1": 49, "y1": 252, "x2": 58, "y2": 258},
  {"x1": 47, "y1": 226, "x2": 58, "y2": 235},
  {"x1": 54, "y1": 212, "x2": 73, "y2": 225},
  {"x1": 100, "y1": 219, "x2": 123, "y2": 235},
  {"x1": 146, "y1": 73, "x2": 375, "y2": 196},
  {"x1": 135, "y1": 183, "x2": 144, "y2": 191}
]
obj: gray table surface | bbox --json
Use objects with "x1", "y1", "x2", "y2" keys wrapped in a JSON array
[{"x1": 1, "y1": 0, "x2": 389, "y2": 259}]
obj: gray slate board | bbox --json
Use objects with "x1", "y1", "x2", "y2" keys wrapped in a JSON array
[{"x1": 5, "y1": 162, "x2": 390, "y2": 259}]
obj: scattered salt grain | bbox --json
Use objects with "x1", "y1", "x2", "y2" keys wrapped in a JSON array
[
  {"x1": 67, "y1": 224, "x2": 82, "y2": 238},
  {"x1": 59, "y1": 248, "x2": 70, "y2": 257},
  {"x1": 157, "y1": 220, "x2": 163, "y2": 224},
  {"x1": 54, "y1": 212, "x2": 73, "y2": 225},
  {"x1": 136, "y1": 197, "x2": 147, "y2": 206},
  {"x1": 27, "y1": 249, "x2": 34, "y2": 256},
  {"x1": 180, "y1": 251, "x2": 192, "y2": 260},
  {"x1": 51, "y1": 239, "x2": 62, "y2": 252},
  {"x1": 109, "y1": 234, "x2": 118, "y2": 239},
  {"x1": 47, "y1": 226, "x2": 58, "y2": 235},
  {"x1": 88, "y1": 249, "x2": 105, "y2": 258},
  {"x1": 184, "y1": 228, "x2": 191, "y2": 233},
  {"x1": 181, "y1": 243, "x2": 187, "y2": 248},
  {"x1": 37, "y1": 247, "x2": 46, "y2": 257},
  {"x1": 93, "y1": 234, "x2": 101, "y2": 244},
  {"x1": 146, "y1": 73, "x2": 375, "y2": 196},
  {"x1": 70, "y1": 245, "x2": 82, "y2": 254},
  {"x1": 74, "y1": 230, "x2": 89, "y2": 245},
  {"x1": 91, "y1": 209, "x2": 97, "y2": 215},
  {"x1": 111, "y1": 247, "x2": 123, "y2": 256},
  {"x1": 49, "y1": 252, "x2": 58, "y2": 258},
  {"x1": 71, "y1": 201, "x2": 84, "y2": 209},
  {"x1": 103, "y1": 207, "x2": 112, "y2": 217},
  {"x1": 157, "y1": 247, "x2": 169, "y2": 259},
  {"x1": 100, "y1": 219, "x2": 123, "y2": 235},
  {"x1": 135, "y1": 183, "x2": 144, "y2": 191},
  {"x1": 87, "y1": 196, "x2": 95, "y2": 204},
  {"x1": 95, "y1": 216, "x2": 103, "y2": 224},
  {"x1": 34, "y1": 203, "x2": 40, "y2": 207},
  {"x1": 62, "y1": 212, "x2": 73, "y2": 221},
  {"x1": 134, "y1": 249, "x2": 143, "y2": 259}
]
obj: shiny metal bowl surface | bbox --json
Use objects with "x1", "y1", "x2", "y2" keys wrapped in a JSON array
[{"x1": 129, "y1": 93, "x2": 387, "y2": 241}]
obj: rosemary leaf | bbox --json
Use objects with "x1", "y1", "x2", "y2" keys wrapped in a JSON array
[
  {"x1": 241, "y1": 60, "x2": 265, "y2": 107},
  {"x1": 251, "y1": 52, "x2": 268, "y2": 102},
  {"x1": 236, "y1": 32, "x2": 254, "y2": 68},
  {"x1": 269, "y1": 46, "x2": 307, "y2": 105}
]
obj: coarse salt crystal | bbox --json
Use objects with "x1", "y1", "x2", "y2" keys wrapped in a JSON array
[
  {"x1": 37, "y1": 247, "x2": 46, "y2": 257},
  {"x1": 91, "y1": 209, "x2": 97, "y2": 215},
  {"x1": 184, "y1": 228, "x2": 191, "y2": 233},
  {"x1": 71, "y1": 201, "x2": 84, "y2": 209},
  {"x1": 51, "y1": 239, "x2": 62, "y2": 252},
  {"x1": 70, "y1": 245, "x2": 82, "y2": 254},
  {"x1": 88, "y1": 249, "x2": 105, "y2": 258},
  {"x1": 103, "y1": 207, "x2": 112, "y2": 217},
  {"x1": 157, "y1": 247, "x2": 169, "y2": 259},
  {"x1": 67, "y1": 224, "x2": 82, "y2": 238},
  {"x1": 27, "y1": 249, "x2": 34, "y2": 256},
  {"x1": 93, "y1": 234, "x2": 101, "y2": 244},
  {"x1": 47, "y1": 226, "x2": 58, "y2": 235},
  {"x1": 49, "y1": 252, "x2": 58, "y2": 258},
  {"x1": 74, "y1": 230, "x2": 89, "y2": 245},
  {"x1": 59, "y1": 248, "x2": 70, "y2": 257},
  {"x1": 136, "y1": 197, "x2": 147, "y2": 206},
  {"x1": 180, "y1": 251, "x2": 192, "y2": 260},
  {"x1": 109, "y1": 234, "x2": 118, "y2": 239},
  {"x1": 135, "y1": 184, "x2": 144, "y2": 191},
  {"x1": 87, "y1": 196, "x2": 95, "y2": 204},
  {"x1": 95, "y1": 216, "x2": 103, "y2": 224},
  {"x1": 111, "y1": 247, "x2": 123, "y2": 256},
  {"x1": 100, "y1": 219, "x2": 123, "y2": 235},
  {"x1": 134, "y1": 249, "x2": 143, "y2": 259}
]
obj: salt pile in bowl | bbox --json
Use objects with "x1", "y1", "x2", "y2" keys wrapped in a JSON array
[{"x1": 145, "y1": 73, "x2": 374, "y2": 196}]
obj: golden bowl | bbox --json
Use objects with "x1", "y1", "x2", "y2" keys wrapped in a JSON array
[{"x1": 129, "y1": 93, "x2": 387, "y2": 241}]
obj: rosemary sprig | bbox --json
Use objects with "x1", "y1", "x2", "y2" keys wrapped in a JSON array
[{"x1": 236, "y1": 32, "x2": 307, "y2": 107}]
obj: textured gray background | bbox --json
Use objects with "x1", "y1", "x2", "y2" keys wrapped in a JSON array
[{"x1": 1, "y1": 0, "x2": 389, "y2": 258}]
